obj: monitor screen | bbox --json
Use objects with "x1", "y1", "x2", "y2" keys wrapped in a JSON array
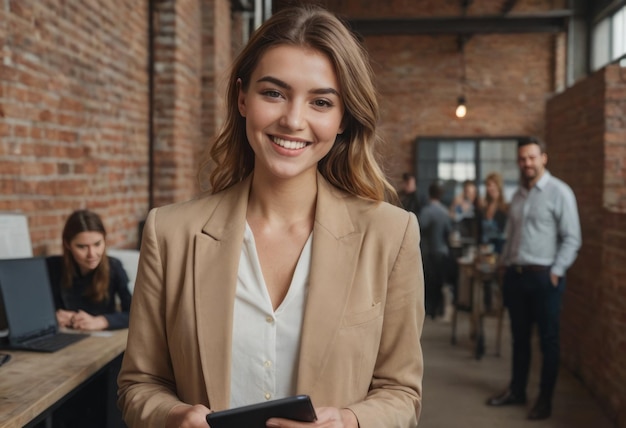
[
  {"x1": 0, "y1": 291, "x2": 7, "y2": 336},
  {"x1": 0, "y1": 257, "x2": 58, "y2": 340}
]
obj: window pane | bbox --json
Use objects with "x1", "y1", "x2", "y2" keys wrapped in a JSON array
[
  {"x1": 612, "y1": 7, "x2": 626, "y2": 60},
  {"x1": 480, "y1": 140, "x2": 511, "y2": 160},
  {"x1": 438, "y1": 142, "x2": 454, "y2": 160},
  {"x1": 480, "y1": 144, "x2": 500, "y2": 160},
  {"x1": 452, "y1": 162, "x2": 475, "y2": 181},
  {"x1": 478, "y1": 139, "x2": 518, "y2": 182},
  {"x1": 415, "y1": 138, "x2": 519, "y2": 206},
  {"x1": 480, "y1": 162, "x2": 500, "y2": 180},
  {"x1": 504, "y1": 142, "x2": 517, "y2": 159},
  {"x1": 455, "y1": 141, "x2": 474, "y2": 161},
  {"x1": 593, "y1": 18, "x2": 611, "y2": 70},
  {"x1": 503, "y1": 184, "x2": 518, "y2": 202},
  {"x1": 502, "y1": 165, "x2": 520, "y2": 182},
  {"x1": 438, "y1": 162, "x2": 453, "y2": 180}
]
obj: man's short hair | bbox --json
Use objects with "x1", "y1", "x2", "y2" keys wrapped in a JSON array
[
  {"x1": 429, "y1": 182, "x2": 443, "y2": 200},
  {"x1": 518, "y1": 136, "x2": 546, "y2": 153}
]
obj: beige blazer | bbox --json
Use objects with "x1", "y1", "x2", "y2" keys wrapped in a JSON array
[{"x1": 118, "y1": 173, "x2": 425, "y2": 428}]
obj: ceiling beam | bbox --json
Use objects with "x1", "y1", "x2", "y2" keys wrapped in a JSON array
[
  {"x1": 501, "y1": 0, "x2": 518, "y2": 15},
  {"x1": 347, "y1": 10, "x2": 571, "y2": 36}
]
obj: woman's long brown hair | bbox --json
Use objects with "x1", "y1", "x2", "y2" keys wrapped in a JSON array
[{"x1": 484, "y1": 172, "x2": 507, "y2": 212}]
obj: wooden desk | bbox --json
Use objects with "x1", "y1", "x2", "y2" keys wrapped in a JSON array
[{"x1": 0, "y1": 329, "x2": 128, "y2": 428}]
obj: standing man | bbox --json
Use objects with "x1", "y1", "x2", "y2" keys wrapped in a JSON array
[
  {"x1": 419, "y1": 181, "x2": 452, "y2": 319},
  {"x1": 400, "y1": 172, "x2": 426, "y2": 217},
  {"x1": 486, "y1": 137, "x2": 581, "y2": 420}
]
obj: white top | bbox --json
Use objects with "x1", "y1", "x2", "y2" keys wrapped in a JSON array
[
  {"x1": 501, "y1": 170, "x2": 582, "y2": 277},
  {"x1": 229, "y1": 222, "x2": 312, "y2": 407}
]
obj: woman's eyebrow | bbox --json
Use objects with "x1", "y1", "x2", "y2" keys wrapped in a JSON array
[
  {"x1": 257, "y1": 76, "x2": 290, "y2": 89},
  {"x1": 257, "y1": 75, "x2": 339, "y2": 96}
]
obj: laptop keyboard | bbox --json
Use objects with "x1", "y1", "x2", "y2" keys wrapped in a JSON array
[{"x1": 22, "y1": 332, "x2": 88, "y2": 352}]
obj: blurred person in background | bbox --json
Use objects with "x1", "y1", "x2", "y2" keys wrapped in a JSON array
[
  {"x1": 449, "y1": 179, "x2": 479, "y2": 243},
  {"x1": 477, "y1": 172, "x2": 508, "y2": 254},
  {"x1": 400, "y1": 172, "x2": 426, "y2": 217},
  {"x1": 419, "y1": 181, "x2": 452, "y2": 319}
]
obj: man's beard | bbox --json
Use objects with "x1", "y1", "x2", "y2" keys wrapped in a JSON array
[{"x1": 521, "y1": 168, "x2": 537, "y2": 186}]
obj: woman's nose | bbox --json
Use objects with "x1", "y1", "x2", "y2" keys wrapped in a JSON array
[{"x1": 280, "y1": 103, "x2": 305, "y2": 130}]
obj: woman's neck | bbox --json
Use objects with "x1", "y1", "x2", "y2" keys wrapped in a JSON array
[{"x1": 247, "y1": 170, "x2": 317, "y2": 228}]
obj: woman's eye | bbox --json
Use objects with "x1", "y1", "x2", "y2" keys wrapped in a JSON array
[
  {"x1": 313, "y1": 99, "x2": 332, "y2": 108},
  {"x1": 262, "y1": 90, "x2": 281, "y2": 98}
]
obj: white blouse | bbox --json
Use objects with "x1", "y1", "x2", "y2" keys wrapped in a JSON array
[{"x1": 229, "y1": 222, "x2": 312, "y2": 408}]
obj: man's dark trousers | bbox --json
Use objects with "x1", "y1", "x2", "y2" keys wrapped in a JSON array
[{"x1": 503, "y1": 267, "x2": 565, "y2": 400}]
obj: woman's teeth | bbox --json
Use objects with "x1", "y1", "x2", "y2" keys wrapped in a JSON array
[{"x1": 272, "y1": 137, "x2": 307, "y2": 150}]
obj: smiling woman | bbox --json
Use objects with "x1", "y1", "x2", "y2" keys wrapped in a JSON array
[
  {"x1": 237, "y1": 44, "x2": 344, "y2": 182},
  {"x1": 118, "y1": 5, "x2": 425, "y2": 428}
]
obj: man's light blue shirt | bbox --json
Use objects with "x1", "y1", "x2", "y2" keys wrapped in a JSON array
[{"x1": 501, "y1": 170, "x2": 582, "y2": 277}]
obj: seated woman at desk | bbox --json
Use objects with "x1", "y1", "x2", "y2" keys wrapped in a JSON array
[{"x1": 46, "y1": 209, "x2": 132, "y2": 331}]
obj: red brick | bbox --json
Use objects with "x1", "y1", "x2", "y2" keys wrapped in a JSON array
[{"x1": 549, "y1": 65, "x2": 626, "y2": 427}]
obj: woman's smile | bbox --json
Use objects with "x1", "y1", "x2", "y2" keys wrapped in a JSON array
[{"x1": 271, "y1": 135, "x2": 309, "y2": 150}]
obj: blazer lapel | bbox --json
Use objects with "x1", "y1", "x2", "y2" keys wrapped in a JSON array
[
  {"x1": 194, "y1": 176, "x2": 251, "y2": 410},
  {"x1": 297, "y1": 174, "x2": 363, "y2": 392}
]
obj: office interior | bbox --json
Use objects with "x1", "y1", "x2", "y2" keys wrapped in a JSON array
[{"x1": 0, "y1": 0, "x2": 625, "y2": 427}]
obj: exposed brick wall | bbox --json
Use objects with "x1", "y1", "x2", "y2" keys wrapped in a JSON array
[
  {"x1": 199, "y1": 0, "x2": 232, "y2": 190},
  {"x1": 151, "y1": 0, "x2": 203, "y2": 207},
  {"x1": 0, "y1": 0, "x2": 232, "y2": 253},
  {"x1": 303, "y1": 0, "x2": 567, "y2": 17},
  {"x1": 0, "y1": 0, "x2": 150, "y2": 254},
  {"x1": 604, "y1": 66, "x2": 626, "y2": 213},
  {"x1": 367, "y1": 32, "x2": 557, "y2": 176},
  {"x1": 600, "y1": 66, "x2": 626, "y2": 428},
  {"x1": 301, "y1": 0, "x2": 566, "y2": 184},
  {"x1": 547, "y1": 64, "x2": 626, "y2": 428}
]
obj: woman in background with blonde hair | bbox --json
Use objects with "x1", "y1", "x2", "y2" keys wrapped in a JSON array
[{"x1": 478, "y1": 172, "x2": 508, "y2": 253}]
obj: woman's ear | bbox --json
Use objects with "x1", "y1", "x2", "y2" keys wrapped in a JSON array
[{"x1": 237, "y1": 78, "x2": 246, "y2": 118}]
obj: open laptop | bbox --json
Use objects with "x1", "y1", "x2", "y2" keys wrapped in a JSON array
[{"x1": 0, "y1": 257, "x2": 89, "y2": 352}]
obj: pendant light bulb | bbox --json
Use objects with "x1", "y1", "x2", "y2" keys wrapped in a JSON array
[{"x1": 456, "y1": 96, "x2": 467, "y2": 118}]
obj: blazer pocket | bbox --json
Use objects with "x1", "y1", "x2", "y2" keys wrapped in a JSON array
[{"x1": 342, "y1": 301, "x2": 383, "y2": 327}]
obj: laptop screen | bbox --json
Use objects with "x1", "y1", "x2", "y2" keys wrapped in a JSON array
[{"x1": 0, "y1": 257, "x2": 58, "y2": 341}]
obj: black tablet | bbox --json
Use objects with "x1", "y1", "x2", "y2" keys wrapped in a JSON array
[{"x1": 206, "y1": 395, "x2": 317, "y2": 428}]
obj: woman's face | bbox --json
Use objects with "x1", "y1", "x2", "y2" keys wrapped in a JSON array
[
  {"x1": 486, "y1": 179, "x2": 500, "y2": 200},
  {"x1": 66, "y1": 231, "x2": 105, "y2": 275},
  {"x1": 464, "y1": 183, "x2": 477, "y2": 202},
  {"x1": 237, "y1": 44, "x2": 345, "y2": 181}
]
